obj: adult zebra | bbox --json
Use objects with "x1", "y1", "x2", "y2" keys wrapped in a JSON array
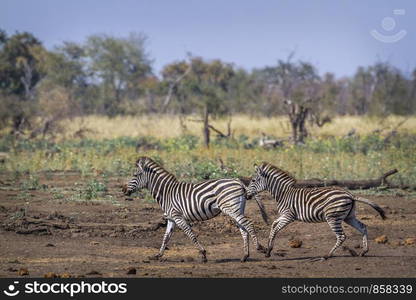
[
  {"x1": 122, "y1": 157, "x2": 266, "y2": 262},
  {"x1": 246, "y1": 162, "x2": 386, "y2": 260}
]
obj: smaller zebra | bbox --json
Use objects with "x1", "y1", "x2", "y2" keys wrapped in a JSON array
[
  {"x1": 246, "y1": 162, "x2": 386, "y2": 260},
  {"x1": 122, "y1": 157, "x2": 266, "y2": 262}
]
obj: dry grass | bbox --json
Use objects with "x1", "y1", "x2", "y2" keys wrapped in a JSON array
[{"x1": 59, "y1": 114, "x2": 416, "y2": 140}]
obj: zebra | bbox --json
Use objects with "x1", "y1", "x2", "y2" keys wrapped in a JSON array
[
  {"x1": 246, "y1": 162, "x2": 386, "y2": 260},
  {"x1": 122, "y1": 156, "x2": 266, "y2": 262}
]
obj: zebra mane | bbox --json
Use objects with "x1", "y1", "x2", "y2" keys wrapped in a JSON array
[
  {"x1": 259, "y1": 162, "x2": 296, "y2": 185},
  {"x1": 136, "y1": 156, "x2": 177, "y2": 180}
]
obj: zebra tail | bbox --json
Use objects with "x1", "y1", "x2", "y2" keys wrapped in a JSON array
[
  {"x1": 254, "y1": 195, "x2": 270, "y2": 225},
  {"x1": 355, "y1": 196, "x2": 387, "y2": 220},
  {"x1": 239, "y1": 180, "x2": 269, "y2": 225}
]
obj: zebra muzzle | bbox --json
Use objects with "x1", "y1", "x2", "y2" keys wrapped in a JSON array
[{"x1": 121, "y1": 184, "x2": 132, "y2": 196}]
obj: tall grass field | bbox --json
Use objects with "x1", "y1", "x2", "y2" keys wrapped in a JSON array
[{"x1": 1, "y1": 115, "x2": 415, "y2": 187}]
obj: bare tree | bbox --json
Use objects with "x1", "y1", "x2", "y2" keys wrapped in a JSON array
[{"x1": 161, "y1": 64, "x2": 191, "y2": 112}]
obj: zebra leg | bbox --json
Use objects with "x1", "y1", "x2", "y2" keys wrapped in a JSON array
[
  {"x1": 221, "y1": 208, "x2": 266, "y2": 259},
  {"x1": 150, "y1": 219, "x2": 175, "y2": 260},
  {"x1": 344, "y1": 216, "x2": 368, "y2": 256},
  {"x1": 238, "y1": 227, "x2": 250, "y2": 262},
  {"x1": 237, "y1": 215, "x2": 266, "y2": 254},
  {"x1": 325, "y1": 217, "x2": 347, "y2": 259},
  {"x1": 265, "y1": 214, "x2": 294, "y2": 257},
  {"x1": 236, "y1": 195, "x2": 266, "y2": 253},
  {"x1": 173, "y1": 216, "x2": 208, "y2": 263}
]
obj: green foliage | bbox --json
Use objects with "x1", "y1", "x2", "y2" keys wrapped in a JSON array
[
  {"x1": 21, "y1": 174, "x2": 41, "y2": 190},
  {"x1": 82, "y1": 179, "x2": 108, "y2": 200},
  {"x1": 50, "y1": 187, "x2": 65, "y2": 200},
  {"x1": 0, "y1": 31, "x2": 44, "y2": 96},
  {"x1": 85, "y1": 32, "x2": 152, "y2": 115},
  {"x1": 1, "y1": 29, "x2": 416, "y2": 124},
  {"x1": 306, "y1": 133, "x2": 416, "y2": 155},
  {"x1": 161, "y1": 134, "x2": 199, "y2": 151},
  {"x1": 172, "y1": 156, "x2": 239, "y2": 181}
]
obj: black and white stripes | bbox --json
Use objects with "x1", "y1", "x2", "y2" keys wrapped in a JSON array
[
  {"x1": 246, "y1": 162, "x2": 386, "y2": 260},
  {"x1": 123, "y1": 156, "x2": 265, "y2": 262}
]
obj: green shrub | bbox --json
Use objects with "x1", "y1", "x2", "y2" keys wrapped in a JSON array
[
  {"x1": 21, "y1": 174, "x2": 41, "y2": 190},
  {"x1": 82, "y1": 179, "x2": 107, "y2": 200}
]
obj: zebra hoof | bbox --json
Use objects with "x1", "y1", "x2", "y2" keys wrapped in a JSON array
[
  {"x1": 148, "y1": 254, "x2": 160, "y2": 261},
  {"x1": 199, "y1": 250, "x2": 207, "y2": 263},
  {"x1": 265, "y1": 247, "x2": 272, "y2": 257},
  {"x1": 359, "y1": 250, "x2": 368, "y2": 257},
  {"x1": 240, "y1": 255, "x2": 249, "y2": 263}
]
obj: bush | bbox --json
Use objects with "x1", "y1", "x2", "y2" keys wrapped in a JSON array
[
  {"x1": 82, "y1": 179, "x2": 107, "y2": 200},
  {"x1": 161, "y1": 134, "x2": 199, "y2": 151}
]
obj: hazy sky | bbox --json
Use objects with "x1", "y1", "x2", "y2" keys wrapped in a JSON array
[{"x1": 2, "y1": 0, "x2": 415, "y2": 77}]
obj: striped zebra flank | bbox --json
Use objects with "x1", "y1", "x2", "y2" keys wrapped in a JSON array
[
  {"x1": 122, "y1": 156, "x2": 266, "y2": 262},
  {"x1": 246, "y1": 162, "x2": 386, "y2": 260}
]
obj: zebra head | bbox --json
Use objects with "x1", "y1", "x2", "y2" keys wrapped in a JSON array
[
  {"x1": 122, "y1": 157, "x2": 149, "y2": 196},
  {"x1": 246, "y1": 163, "x2": 268, "y2": 198}
]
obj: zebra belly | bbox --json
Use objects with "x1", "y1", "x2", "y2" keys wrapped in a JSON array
[
  {"x1": 181, "y1": 199, "x2": 221, "y2": 222},
  {"x1": 292, "y1": 205, "x2": 327, "y2": 223},
  {"x1": 296, "y1": 212, "x2": 326, "y2": 223}
]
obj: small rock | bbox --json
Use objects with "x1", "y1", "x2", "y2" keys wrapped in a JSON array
[
  {"x1": 44, "y1": 272, "x2": 57, "y2": 278},
  {"x1": 185, "y1": 256, "x2": 194, "y2": 262},
  {"x1": 18, "y1": 268, "x2": 29, "y2": 276},
  {"x1": 288, "y1": 239, "x2": 302, "y2": 248},
  {"x1": 85, "y1": 270, "x2": 102, "y2": 276},
  {"x1": 390, "y1": 241, "x2": 403, "y2": 247},
  {"x1": 126, "y1": 267, "x2": 136, "y2": 275},
  {"x1": 404, "y1": 238, "x2": 415, "y2": 246},
  {"x1": 90, "y1": 241, "x2": 100, "y2": 245},
  {"x1": 7, "y1": 267, "x2": 17, "y2": 272},
  {"x1": 45, "y1": 243, "x2": 55, "y2": 247},
  {"x1": 375, "y1": 235, "x2": 388, "y2": 244},
  {"x1": 355, "y1": 267, "x2": 361, "y2": 271},
  {"x1": 142, "y1": 260, "x2": 150, "y2": 263},
  {"x1": 60, "y1": 273, "x2": 72, "y2": 278}
]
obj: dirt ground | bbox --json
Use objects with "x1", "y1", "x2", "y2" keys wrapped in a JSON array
[{"x1": 0, "y1": 171, "x2": 415, "y2": 278}]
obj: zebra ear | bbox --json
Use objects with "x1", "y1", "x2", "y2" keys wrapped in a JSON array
[
  {"x1": 136, "y1": 159, "x2": 144, "y2": 172},
  {"x1": 253, "y1": 163, "x2": 259, "y2": 172}
]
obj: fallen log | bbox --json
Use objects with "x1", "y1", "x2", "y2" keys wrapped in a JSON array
[
  {"x1": 240, "y1": 169, "x2": 402, "y2": 190},
  {"x1": 294, "y1": 169, "x2": 398, "y2": 189}
]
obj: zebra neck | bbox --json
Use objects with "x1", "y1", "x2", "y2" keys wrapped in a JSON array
[
  {"x1": 147, "y1": 171, "x2": 177, "y2": 204},
  {"x1": 266, "y1": 176, "x2": 294, "y2": 201}
]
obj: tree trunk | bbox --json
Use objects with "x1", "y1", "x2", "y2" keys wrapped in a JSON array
[
  {"x1": 202, "y1": 104, "x2": 210, "y2": 148},
  {"x1": 298, "y1": 107, "x2": 309, "y2": 143},
  {"x1": 291, "y1": 120, "x2": 298, "y2": 144}
]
